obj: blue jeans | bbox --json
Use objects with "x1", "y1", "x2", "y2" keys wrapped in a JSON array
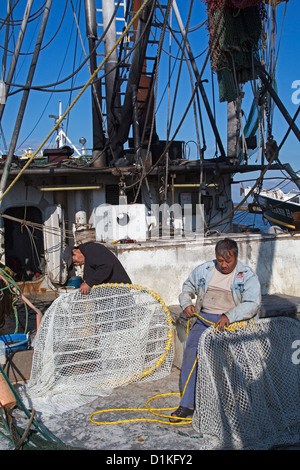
[{"x1": 179, "y1": 312, "x2": 218, "y2": 408}]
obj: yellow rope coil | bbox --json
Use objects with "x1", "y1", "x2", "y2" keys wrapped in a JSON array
[{"x1": 88, "y1": 285, "x2": 256, "y2": 426}]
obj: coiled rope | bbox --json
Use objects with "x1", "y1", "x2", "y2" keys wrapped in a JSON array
[{"x1": 89, "y1": 303, "x2": 255, "y2": 426}]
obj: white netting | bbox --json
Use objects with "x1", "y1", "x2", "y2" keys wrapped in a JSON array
[
  {"x1": 193, "y1": 316, "x2": 300, "y2": 450},
  {"x1": 20, "y1": 284, "x2": 174, "y2": 416}
]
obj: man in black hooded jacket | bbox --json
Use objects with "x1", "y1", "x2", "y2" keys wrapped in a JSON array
[{"x1": 63, "y1": 242, "x2": 132, "y2": 294}]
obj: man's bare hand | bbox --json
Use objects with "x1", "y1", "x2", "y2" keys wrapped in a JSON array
[
  {"x1": 79, "y1": 282, "x2": 91, "y2": 294},
  {"x1": 183, "y1": 305, "x2": 195, "y2": 318},
  {"x1": 215, "y1": 314, "x2": 229, "y2": 331}
]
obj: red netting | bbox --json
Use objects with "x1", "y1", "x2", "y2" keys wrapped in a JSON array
[
  {"x1": 227, "y1": 0, "x2": 262, "y2": 7},
  {"x1": 200, "y1": 0, "x2": 262, "y2": 10}
]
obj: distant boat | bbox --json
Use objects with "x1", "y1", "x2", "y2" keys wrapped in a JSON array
[{"x1": 255, "y1": 188, "x2": 300, "y2": 231}]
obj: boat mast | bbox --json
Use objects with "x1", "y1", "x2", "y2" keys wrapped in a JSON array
[
  {"x1": 0, "y1": 0, "x2": 53, "y2": 205},
  {"x1": 102, "y1": 0, "x2": 119, "y2": 140},
  {"x1": 0, "y1": 0, "x2": 34, "y2": 122},
  {"x1": 84, "y1": 0, "x2": 106, "y2": 165},
  {"x1": 0, "y1": 0, "x2": 11, "y2": 152}
]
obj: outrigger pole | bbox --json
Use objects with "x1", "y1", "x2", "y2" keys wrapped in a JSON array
[
  {"x1": 258, "y1": 66, "x2": 300, "y2": 143},
  {"x1": 172, "y1": 0, "x2": 226, "y2": 159},
  {"x1": 0, "y1": 0, "x2": 53, "y2": 207}
]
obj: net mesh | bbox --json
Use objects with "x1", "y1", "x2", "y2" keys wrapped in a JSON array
[
  {"x1": 202, "y1": 1, "x2": 263, "y2": 101},
  {"x1": 193, "y1": 316, "x2": 300, "y2": 450},
  {"x1": 21, "y1": 284, "x2": 174, "y2": 416}
]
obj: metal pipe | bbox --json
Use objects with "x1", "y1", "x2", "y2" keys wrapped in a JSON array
[
  {"x1": 84, "y1": 0, "x2": 105, "y2": 153},
  {"x1": 172, "y1": 0, "x2": 226, "y2": 158},
  {"x1": 0, "y1": 0, "x2": 53, "y2": 207},
  {"x1": 102, "y1": 0, "x2": 119, "y2": 135},
  {"x1": 0, "y1": 0, "x2": 34, "y2": 121},
  {"x1": 38, "y1": 185, "x2": 102, "y2": 191}
]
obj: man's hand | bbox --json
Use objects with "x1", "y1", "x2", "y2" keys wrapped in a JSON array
[
  {"x1": 183, "y1": 305, "x2": 195, "y2": 319},
  {"x1": 79, "y1": 282, "x2": 91, "y2": 295},
  {"x1": 215, "y1": 314, "x2": 229, "y2": 331}
]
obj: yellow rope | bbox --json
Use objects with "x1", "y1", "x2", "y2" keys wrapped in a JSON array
[
  {"x1": 89, "y1": 363, "x2": 198, "y2": 426},
  {"x1": 0, "y1": 0, "x2": 151, "y2": 202},
  {"x1": 88, "y1": 288, "x2": 255, "y2": 426},
  {"x1": 91, "y1": 283, "x2": 174, "y2": 385}
]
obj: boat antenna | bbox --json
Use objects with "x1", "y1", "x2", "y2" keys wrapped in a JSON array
[
  {"x1": 48, "y1": 100, "x2": 81, "y2": 156},
  {"x1": 49, "y1": 101, "x2": 66, "y2": 148}
]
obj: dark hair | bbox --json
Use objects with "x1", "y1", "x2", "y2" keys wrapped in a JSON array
[
  {"x1": 215, "y1": 238, "x2": 238, "y2": 259},
  {"x1": 63, "y1": 245, "x2": 78, "y2": 269}
]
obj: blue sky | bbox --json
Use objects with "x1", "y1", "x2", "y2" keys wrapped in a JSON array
[{"x1": 0, "y1": 0, "x2": 298, "y2": 200}]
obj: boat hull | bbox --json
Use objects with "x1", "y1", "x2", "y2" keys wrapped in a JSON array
[{"x1": 257, "y1": 194, "x2": 300, "y2": 230}]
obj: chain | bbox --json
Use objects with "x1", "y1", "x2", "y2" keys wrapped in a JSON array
[{"x1": 264, "y1": 94, "x2": 273, "y2": 142}]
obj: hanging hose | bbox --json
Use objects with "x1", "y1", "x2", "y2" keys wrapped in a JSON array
[
  {"x1": 0, "y1": 362, "x2": 81, "y2": 449},
  {"x1": 0, "y1": 266, "x2": 43, "y2": 333},
  {"x1": 0, "y1": 266, "x2": 28, "y2": 334}
]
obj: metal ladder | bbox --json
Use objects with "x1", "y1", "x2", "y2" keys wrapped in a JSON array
[{"x1": 93, "y1": 1, "x2": 166, "y2": 125}]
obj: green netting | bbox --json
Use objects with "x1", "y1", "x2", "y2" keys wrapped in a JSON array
[{"x1": 207, "y1": 5, "x2": 263, "y2": 102}]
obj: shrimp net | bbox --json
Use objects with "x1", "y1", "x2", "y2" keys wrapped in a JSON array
[
  {"x1": 193, "y1": 316, "x2": 300, "y2": 450},
  {"x1": 20, "y1": 284, "x2": 174, "y2": 416}
]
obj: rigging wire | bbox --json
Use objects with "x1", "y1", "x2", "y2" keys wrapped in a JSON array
[
  {"x1": 16, "y1": 1, "x2": 78, "y2": 150},
  {"x1": 0, "y1": 1, "x2": 46, "y2": 27},
  {"x1": 0, "y1": 1, "x2": 67, "y2": 55},
  {"x1": 0, "y1": 0, "x2": 153, "y2": 203},
  {"x1": 5, "y1": 0, "x2": 149, "y2": 100},
  {"x1": 0, "y1": 0, "x2": 21, "y2": 32},
  {"x1": 5, "y1": 0, "x2": 122, "y2": 93},
  {"x1": 132, "y1": 0, "x2": 174, "y2": 203},
  {"x1": 207, "y1": 103, "x2": 300, "y2": 231},
  {"x1": 65, "y1": 0, "x2": 81, "y2": 136}
]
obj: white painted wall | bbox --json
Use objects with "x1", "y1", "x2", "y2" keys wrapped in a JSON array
[{"x1": 112, "y1": 232, "x2": 300, "y2": 305}]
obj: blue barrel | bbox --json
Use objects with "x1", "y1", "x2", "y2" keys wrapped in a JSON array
[
  {"x1": 67, "y1": 276, "x2": 82, "y2": 289},
  {"x1": 0, "y1": 334, "x2": 30, "y2": 353}
]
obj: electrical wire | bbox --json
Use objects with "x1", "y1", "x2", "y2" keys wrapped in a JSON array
[
  {"x1": 0, "y1": 2, "x2": 46, "y2": 27},
  {"x1": 0, "y1": 0, "x2": 152, "y2": 203},
  {"x1": 0, "y1": 1, "x2": 66, "y2": 55}
]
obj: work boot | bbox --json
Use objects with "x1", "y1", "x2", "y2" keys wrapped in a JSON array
[{"x1": 169, "y1": 406, "x2": 194, "y2": 423}]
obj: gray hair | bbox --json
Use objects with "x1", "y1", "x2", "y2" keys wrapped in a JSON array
[{"x1": 215, "y1": 238, "x2": 238, "y2": 259}]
